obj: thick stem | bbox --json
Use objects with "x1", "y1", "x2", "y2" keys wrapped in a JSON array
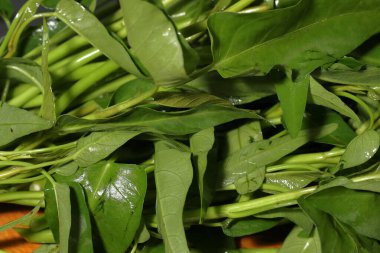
[
  {"x1": 55, "y1": 60, "x2": 119, "y2": 114},
  {"x1": 0, "y1": 191, "x2": 44, "y2": 202}
]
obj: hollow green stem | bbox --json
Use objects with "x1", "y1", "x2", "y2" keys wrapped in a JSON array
[
  {"x1": 266, "y1": 163, "x2": 326, "y2": 173},
  {"x1": 79, "y1": 74, "x2": 136, "y2": 103},
  {"x1": 0, "y1": 156, "x2": 72, "y2": 179},
  {"x1": 84, "y1": 85, "x2": 158, "y2": 119},
  {"x1": 277, "y1": 148, "x2": 345, "y2": 165},
  {"x1": 5, "y1": 199, "x2": 44, "y2": 207},
  {"x1": 8, "y1": 86, "x2": 40, "y2": 108},
  {"x1": 0, "y1": 141, "x2": 76, "y2": 157},
  {"x1": 225, "y1": 0, "x2": 258, "y2": 12},
  {"x1": 0, "y1": 191, "x2": 44, "y2": 202},
  {"x1": 56, "y1": 60, "x2": 119, "y2": 114}
]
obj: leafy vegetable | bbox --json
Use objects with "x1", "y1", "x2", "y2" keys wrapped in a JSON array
[{"x1": 0, "y1": 1, "x2": 379, "y2": 253}]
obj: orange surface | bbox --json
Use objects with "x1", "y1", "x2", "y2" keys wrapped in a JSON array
[
  {"x1": 1, "y1": 204, "x2": 283, "y2": 252},
  {"x1": 0, "y1": 205, "x2": 41, "y2": 253}
]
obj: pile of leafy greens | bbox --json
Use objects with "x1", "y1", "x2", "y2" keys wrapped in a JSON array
[{"x1": 0, "y1": 0, "x2": 379, "y2": 252}]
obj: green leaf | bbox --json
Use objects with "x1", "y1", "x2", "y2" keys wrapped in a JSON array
[
  {"x1": 222, "y1": 121, "x2": 263, "y2": 156},
  {"x1": 257, "y1": 208, "x2": 314, "y2": 234},
  {"x1": 0, "y1": 103, "x2": 52, "y2": 147},
  {"x1": 208, "y1": 0, "x2": 380, "y2": 78},
  {"x1": 0, "y1": 58, "x2": 44, "y2": 92},
  {"x1": 153, "y1": 91, "x2": 228, "y2": 108},
  {"x1": 40, "y1": 19, "x2": 56, "y2": 122},
  {"x1": 73, "y1": 131, "x2": 141, "y2": 167},
  {"x1": 339, "y1": 130, "x2": 379, "y2": 169},
  {"x1": 55, "y1": 0, "x2": 142, "y2": 77},
  {"x1": 57, "y1": 104, "x2": 262, "y2": 136},
  {"x1": 72, "y1": 161, "x2": 147, "y2": 253},
  {"x1": 120, "y1": 0, "x2": 198, "y2": 85},
  {"x1": 154, "y1": 141, "x2": 193, "y2": 253},
  {"x1": 187, "y1": 71, "x2": 276, "y2": 105},
  {"x1": 0, "y1": 0, "x2": 13, "y2": 19},
  {"x1": 303, "y1": 106, "x2": 356, "y2": 146},
  {"x1": 190, "y1": 127, "x2": 216, "y2": 222},
  {"x1": 112, "y1": 79, "x2": 157, "y2": 105},
  {"x1": 314, "y1": 66, "x2": 380, "y2": 86},
  {"x1": 234, "y1": 167, "x2": 265, "y2": 194},
  {"x1": 308, "y1": 77, "x2": 360, "y2": 123},
  {"x1": 275, "y1": 75, "x2": 309, "y2": 138},
  {"x1": 222, "y1": 217, "x2": 280, "y2": 237},
  {"x1": 279, "y1": 226, "x2": 321, "y2": 253},
  {"x1": 217, "y1": 124, "x2": 337, "y2": 188},
  {"x1": 299, "y1": 186, "x2": 380, "y2": 251},
  {"x1": 44, "y1": 182, "x2": 71, "y2": 253},
  {"x1": 266, "y1": 171, "x2": 321, "y2": 191},
  {"x1": 49, "y1": 179, "x2": 94, "y2": 253}
]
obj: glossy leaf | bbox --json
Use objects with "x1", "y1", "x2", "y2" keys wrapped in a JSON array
[
  {"x1": 55, "y1": 0, "x2": 142, "y2": 76},
  {"x1": 266, "y1": 171, "x2": 321, "y2": 190},
  {"x1": 209, "y1": 0, "x2": 380, "y2": 78},
  {"x1": 299, "y1": 186, "x2": 380, "y2": 252},
  {"x1": 187, "y1": 71, "x2": 276, "y2": 105},
  {"x1": 73, "y1": 131, "x2": 141, "y2": 167},
  {"x1": 308, "y1": 77, "x2": 360, "y2": 123},
  {"x1": 279, "y1": 226, "x2": 321, "y2": 253},
  {"x1": 190, "y1": 127, "x2": 216, "y2": 222},
  {"x1": 154, "y1": 141, "x2": 193, "y2": 253},
  {"x1": 339, "y1": 130, "x2": 379, "y2": 169},
  {"x1": 0, "y1": 103, "x2": 52, "y2": 147},
  {"x1": 153, "y1": 91, "x2": 228, "y2": 108},
  {"x1": 44, "y1": 182, "x2": 71, "y2": 253},
  {"x1": 57, "y1": 104, "x2": 262, "y2": 136},
  {"x1": 120, "y1": 0, "x2": 198, "y2": 85},
  {"x1": 72, "y1": 161, "x2": 147, "y2": 253},
  {"x1": 217, "y1": 124, "x2": 337, "y2": 188},
  {"x1": 275, "y1": 75, "x2": 309, "y2": 137},
  {"x1": 222, "y1": 217, "x2": 280, "y2": 237}
]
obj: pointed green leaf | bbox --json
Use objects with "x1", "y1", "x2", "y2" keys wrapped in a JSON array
[
  {"x1": 190, "y1": 127, "x2": 216, "y2": 222},
  {"x1": 72, "y1": 161, "x2": 147, "y2": 253},
  {"x1": 279, "y1": 226, "x2": 321, "y2": 253},
  {"x1": 40, "y1": 19, "x2": 56, "y2": 122},
  {"x1": 209, "y1": 0, "x2": 380, "y2": 78},
  {"x1": 218, "y1": 124, "x2": 337, "y2": 188},
  {"x1": 73, "y1": 131, "x2": 141, "y2": 167},
  {"x1": 120, "y1": 0, "x2": 198, "y2": 85},
  {"x1": 0, "y1": 103, "x2": 52, "y2": 147},
  {"x1": 275, "y1": 75, "x2": 309, "y2": 138},
  {"x1": 339, "y1": 130, "x2": 379, "y2": 169},
  {"x1": 308, "y1": 77, "x2": 360, "y2": 123},
  {"x1": 155, "y1": 141, "x2": 193, "y2": 253},
  {"x1": 44, "y1": 182, "x2": 71, "y2": 253},
  {"x1": 55, "y1": 0, "x2": 142, "y2": 76},
  {"x1": 57, "y1": 104, "x2": 261, "y2": 136}
]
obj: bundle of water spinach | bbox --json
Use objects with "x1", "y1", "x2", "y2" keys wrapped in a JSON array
[{"x1": 0, "y1": 0, "x2": 379, "y2": 252}]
